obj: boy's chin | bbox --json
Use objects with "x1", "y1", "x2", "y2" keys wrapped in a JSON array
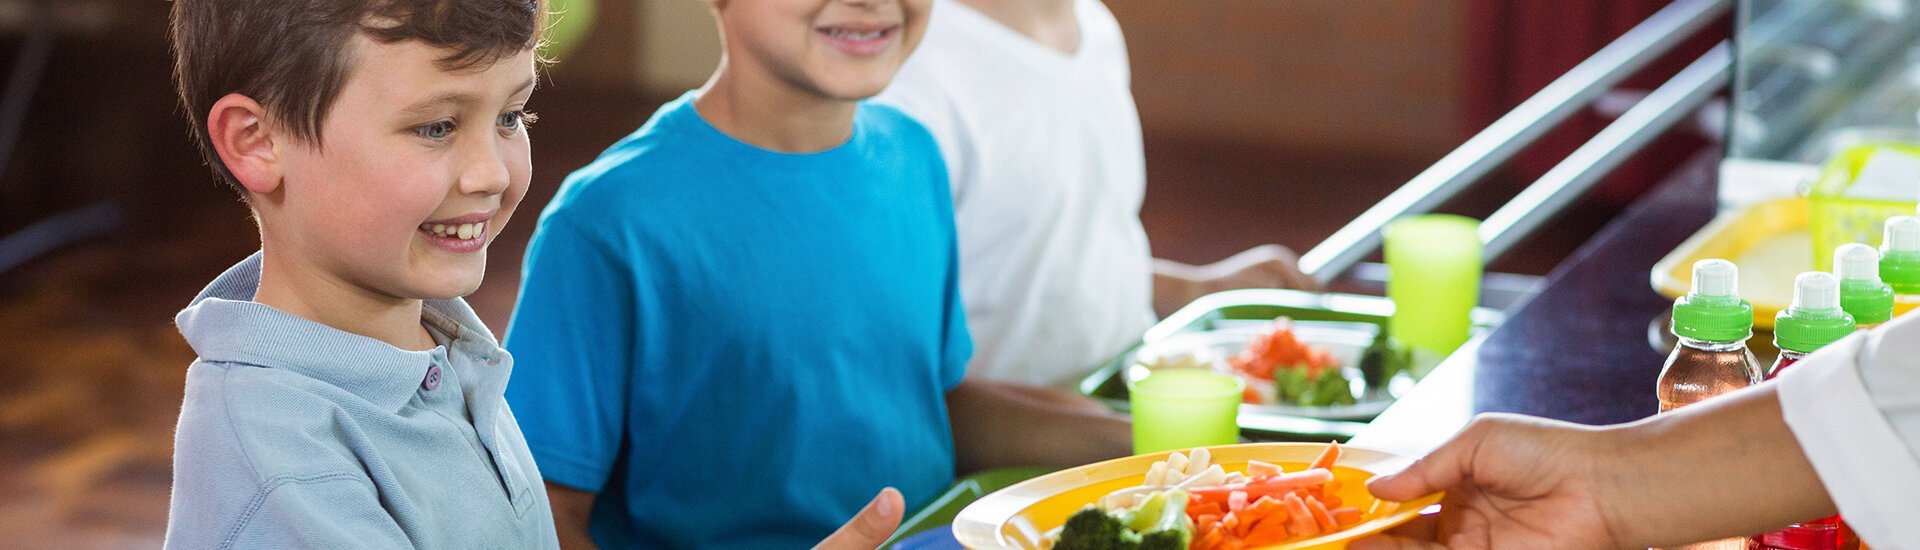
[
  {"x1": 406, "y1": 268, "x2": 486, "y2": 301},
  {"x1": 409, "y1": 281, "x2": 482, "y2": 301},
  {"x1": 813, "y1": 72, "x2": 899, "y2": 101}
]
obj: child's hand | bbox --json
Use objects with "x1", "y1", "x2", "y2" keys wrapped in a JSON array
[
  {"x1": 812, "y1": 487, "x2": 904, "y2": 550},
  {"x1": 1154, "y1": 244, "x2": 1319, "y2": 315},
  {"x1": 1349, "y1": 414, "x2": 1634, "y2": 550}
]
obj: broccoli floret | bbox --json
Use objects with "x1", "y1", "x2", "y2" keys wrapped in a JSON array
[
  {"x1": 1054, "y1": 505, "x2": 1139, "y2": 550},
  {"x1": 1055, "y1": 491, "x2": 1193, "y2": 550},
  {"x1": 1137, "y1": 529, "x2": 1190, "y2": 550},
  {"x1": 1136, "y1": 490, "x2": 1192, "y2": 550}
]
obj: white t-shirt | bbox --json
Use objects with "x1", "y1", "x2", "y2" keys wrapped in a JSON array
[
  {"x1": 876, "y1": 0, "x2": 1156, "y2": 387},
  {"x1": 1777, "y1": 312, "x2": 1920, "y2": 547}
]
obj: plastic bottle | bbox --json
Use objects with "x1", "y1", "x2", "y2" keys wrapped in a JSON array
[
  {"x1": 1834, "y1": 243, "x2": 1893, "y2": 329},
  {"x1": 1880, "y1": 216, "x2": 1920, "y2": 314},
  {"x1": 1656, "y1": 259, "x2": 1763, "y2": 413},
  {"x1": 1764, "y1": 272, "x2": 1854, "y2": 379},
  {"x1": 1750, "y1": 274, "x2": 1859, "y2": 550}
]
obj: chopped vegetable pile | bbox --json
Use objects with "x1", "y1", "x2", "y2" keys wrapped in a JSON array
[
  {"x1": 1228, "y1": 319, "x2": 1355, "y2": 407},
  {"x1": 1042, "y1": 443, "x2": 1369, "y2": 550}
]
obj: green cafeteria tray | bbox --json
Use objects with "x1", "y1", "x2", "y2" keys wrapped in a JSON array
[
  {"x1": 879, "y1": 467, "x2": 1056, "y2": 549},
  {"x1": 1077, "y1": 289, "x2": 1502, "y2": 442}
]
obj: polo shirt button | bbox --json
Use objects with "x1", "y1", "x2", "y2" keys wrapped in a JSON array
[{"x1": 423, "y1": 364, "x2": 442, "y2": 391}]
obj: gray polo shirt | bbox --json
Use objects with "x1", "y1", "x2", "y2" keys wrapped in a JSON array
[{"x1": 163, "y1": 253, "x2": 559, "y2": 549}]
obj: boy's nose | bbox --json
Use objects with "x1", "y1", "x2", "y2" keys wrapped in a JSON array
[{"x1": 457, "y1": 139, "x2": 514, "y2": 196}]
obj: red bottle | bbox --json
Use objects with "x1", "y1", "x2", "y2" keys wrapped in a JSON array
[{"x1": 1750, "y1": 272, "x2": 1857, "y2": 550}]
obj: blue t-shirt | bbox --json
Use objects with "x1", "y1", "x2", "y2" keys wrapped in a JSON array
[{"x1": 503, "y1": 92, "x2": 972, "y2": 550}]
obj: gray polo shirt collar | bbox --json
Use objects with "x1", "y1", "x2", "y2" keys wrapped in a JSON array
[{"x1": 175, "y1": 252, "x2": 501, "y2": 412}]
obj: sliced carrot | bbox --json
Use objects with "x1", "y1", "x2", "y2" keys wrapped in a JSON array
[
  {"x1": 1242, "y1": 469, "x2": 1335, "y2": 498},
  {"x1": 1331, "y1": 507, "x2": 1363, "y2": 527},
  {"x1": 1197, "y1": 528, "x2": 1224, "y2": 550},
  {"x1": 1308, "y1": 441, "x2": 1342, "y2": 471},
  {"x1": 1243, "y1": 512, "x2": 1293, "y2": 546},
  {"x1": 1320, "y1": 493, "x2": 1343, "y2": 509},
  {"x1": 1231, "y1": 511, "x2": 1257, "y2": 539},
  {"x1": 1305, "y1": 494, "x2": 1339, "y2": 533},
  {"x1": 1221, "y1": 511, "x2": 1242, "y2": 537},
  {"x1": 1245, "y1": 459, "x2": 1283, "y2": 477},
  {"x1": 1283, "y1": 493, "x2": 1319, "y2": 537},
  {"x1": 1189, "y1": 500, "x2": 1226, "y2": 519}
]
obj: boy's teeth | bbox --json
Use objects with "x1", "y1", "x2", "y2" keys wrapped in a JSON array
[
  {"x1": 827, "y1": 28, "x2": 883, "y2": 40},
  {"x1": 421, "y1": 221, "x2": 485, "y2": 239}
]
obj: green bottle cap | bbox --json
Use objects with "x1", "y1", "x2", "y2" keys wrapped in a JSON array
[
  {"x1": 1835, "y1": 243, "x2": 1895, "y2": 325},
  {"x1": 1672, "y1": 259, "x2": 1752, "y2": 342},
  {"x1": 1882, "y1": 216, "x2": 1920, "y2": 293},
  {"x1": 1775, "y1": 272, "x2": 1855, "y2": 353}
]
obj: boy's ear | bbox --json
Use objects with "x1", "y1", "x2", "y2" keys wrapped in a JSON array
[{"x1": 207, "y1": 93, "x2": 284, "y2": 195}]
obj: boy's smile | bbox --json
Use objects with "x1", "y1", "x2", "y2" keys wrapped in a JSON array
[
  {"x1": 419, "y1": 209, "x2": 497, "y2": 253},
  {"x1": 716, "y1": 0, "x2": 929, "y2": 102},
  {"x1": 816, "y1": 21, "x2": 901, "y2": 58}
]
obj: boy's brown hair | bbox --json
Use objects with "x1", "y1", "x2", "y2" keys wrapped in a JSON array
[{"x1": 170, "y1": 0, "x2": 547, "y2": 193}]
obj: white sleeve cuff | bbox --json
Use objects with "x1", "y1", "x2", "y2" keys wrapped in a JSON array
[{"x1": 1775, "y1": 332, "x2": 1920, "y2": 549}]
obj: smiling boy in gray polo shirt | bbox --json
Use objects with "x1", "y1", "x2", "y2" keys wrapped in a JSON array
[{"x1": 161, "y1": 0, "x2": 557, "y2": 547}]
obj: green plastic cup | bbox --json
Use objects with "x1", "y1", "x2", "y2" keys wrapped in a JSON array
[
  {"x1": 1385, "y1": 215, "x2": 1482, "y2": 374},
  {"x1": 1127, "y1": 369, "x2": 1243, "y2": 455}
]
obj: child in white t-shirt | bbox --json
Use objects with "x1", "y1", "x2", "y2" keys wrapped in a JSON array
[{"x1": 877, "y1": 0, "x2": 1316, "y2": 388}]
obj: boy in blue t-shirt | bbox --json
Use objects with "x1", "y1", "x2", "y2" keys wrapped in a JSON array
[{"x1": 503, "y1": 0, "x2": 1131, "y2": 548}]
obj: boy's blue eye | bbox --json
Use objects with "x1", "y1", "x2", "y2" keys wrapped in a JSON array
[
  {"x1": 498, "y1": 110, "x2": 536, "y2": 130},
  {"x1": 416, "y1": 121, "x2": 454, "y2": 140}
]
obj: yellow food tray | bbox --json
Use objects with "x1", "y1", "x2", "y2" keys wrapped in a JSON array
[{"x1": 1652, "y1": 197, "x2": 1919, "y2": 330}]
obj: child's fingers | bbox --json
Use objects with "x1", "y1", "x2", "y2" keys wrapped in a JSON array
[
  {"x1": 1349, "y1": 533, "x2": 1450, "y2": 550},
  {"x1": 811, "y1": 487, "x2": 903, "y2": 550}
]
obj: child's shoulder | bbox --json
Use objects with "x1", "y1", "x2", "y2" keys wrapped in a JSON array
[
  {"x1": 542, "y1": 98, "x2": 715, "y2": 219},
  {"x1": 175, "y1": 361, "x2": 372, "y2": 480},
  {"x1": 856, "y1": 101, "x2": 941, "y2": 153}
]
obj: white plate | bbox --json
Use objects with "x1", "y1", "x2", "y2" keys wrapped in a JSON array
[{"x1": 1126, "y1": 323, "x2": 1409, "y2": 421}]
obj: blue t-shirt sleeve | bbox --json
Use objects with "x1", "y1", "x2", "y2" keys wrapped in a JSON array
[
  {"x1": 927, "y1": 140, "x2": 972, "y2": 391},
  {"x1": 503, "y1": 214, "x2": 635, "y2": 493},
  {"x1": 940, "y1": 242, "x2": 972, "y2": 391}
]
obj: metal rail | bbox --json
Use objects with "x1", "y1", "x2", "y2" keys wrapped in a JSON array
[
  {"x1": 1297, "y1": 0, "x2": 1731, "y2": 283},
  {"x1": 1481, "y1": 43, "x2": 1732, "y2": 261}
]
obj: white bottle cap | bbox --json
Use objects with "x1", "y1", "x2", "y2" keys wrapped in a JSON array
[
  {"x1": 1885, "y1": 216, "x2": 1920, "y2": 253},
  {"x1": 1690, "y1": 258, "x2": 1738, "y2": 298},
  {"x1": 1790, "y1": 271, "x2": 1840, "y2": 311},
  {"x1": 1835, "y1": 243, "x2": 1883, "y2": 283}
]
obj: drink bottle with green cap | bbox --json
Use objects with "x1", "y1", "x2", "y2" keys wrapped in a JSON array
[
  {"x1": 1881, "y1": 215, "x2": 1920, "y2": 313},
  {"x1": 1765, "y1": 272, "x2": 1855, "y2": 379},
  {"x1": 1835, "y1": 243, "x2": 1894, "y2": 329},
  {"x1": 1656, "y1": 259, "x2": 1762, "y2": 413},
  {"x1": 1749, "y1": 273, "x2": 1859, "y2": 550}
]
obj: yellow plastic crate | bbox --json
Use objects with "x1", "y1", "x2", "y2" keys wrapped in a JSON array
[
  {"x1": 1807, "y1": 143, "x2": 1920, "y2": 271},
  {"x1": 1654, "y1": 196, "x2": 1920, "y2": 329}
]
